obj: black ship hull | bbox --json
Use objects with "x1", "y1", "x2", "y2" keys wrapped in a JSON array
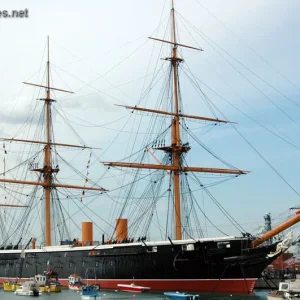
[{"x1": 0, "y1": 237, "x2": 281, "y2": 293}]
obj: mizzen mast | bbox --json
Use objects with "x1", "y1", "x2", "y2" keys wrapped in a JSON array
[{"x1": 104, "y1": 1, "x2": 248, "y2": 240}]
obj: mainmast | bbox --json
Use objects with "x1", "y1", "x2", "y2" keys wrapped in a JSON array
[
  {"x1": 171, "y1": 0, "x2": 183, "y2": 240},
  {"x1": 104, "y1": 1, "x2": 248, "y2": 240},
  {"x1": 0, "y1": 37, "x2": 107, "y2": 246}
]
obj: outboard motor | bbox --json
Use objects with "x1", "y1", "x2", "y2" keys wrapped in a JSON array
[{"x1": 32, "y1": 288, "x2": 39, "y2": 297}]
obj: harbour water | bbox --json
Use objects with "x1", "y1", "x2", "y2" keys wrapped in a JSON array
[{"x1": 0, "y1": 289, "x2": 269, "y2": 300}]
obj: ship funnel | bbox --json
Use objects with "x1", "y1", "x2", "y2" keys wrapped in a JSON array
[
  {"x1": 116, "y1": 218, "x2": 128, "y2": 242},
  {"x1": 82, "y1": 222, "x2": 93, "y2": 246},
  {"x1": 32, "y1": 238, "x2": 36, "y2": 249}
]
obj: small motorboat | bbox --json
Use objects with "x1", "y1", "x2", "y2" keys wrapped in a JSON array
[
  {"x1": 164, "y1": 292, "x2": 200, "y2": 300},
  {"x1": 68, "y1": 273, "x2": 83, "y2": 291},
  {"x1": 14, "y1": 280, "x2": 41, "y2": 296},
  {"x1": 266, "y1": 290, "x2": 288, "y2": 300},
  {"x1": 3, "y1": 279, "x2": 21, "y2": 292},
  {"x1": 117, "y1": 282, "x2": 150, "y2": 293},
  {"x1": 80, "y1": 285, "x2": 101, "y2": 300},
  {"x1": 35, "y1": 270, "x2": 62, "y2": 293},
  {"x1": 266, "y1": 280, "x2": 300, "y2": 300}
]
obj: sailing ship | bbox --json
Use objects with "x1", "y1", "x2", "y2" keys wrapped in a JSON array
[{"x1": 0, "y1": 0, "x2": 299, "y2": 294}]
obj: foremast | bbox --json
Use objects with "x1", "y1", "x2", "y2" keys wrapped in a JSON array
[
  {"x1": 104, "y1": 1, "x2": 248, "y2": 240},
  {"x1": 0, "y1": 37, "x2": 107, "y2": 246},
  {"x1": 44, "y1": 36, "x2": 54, "y2": 247}
]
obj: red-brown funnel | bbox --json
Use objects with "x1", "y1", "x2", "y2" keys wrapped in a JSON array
[
  {"x1": 32, "y1": 238, "x2": 36, "y2": 249},
  {"x1": 82, "y1": 222, "x2": 93, "y2": 246},
  {"x1": 116, "y1": 218, "x2": 128, "y2": 242}
]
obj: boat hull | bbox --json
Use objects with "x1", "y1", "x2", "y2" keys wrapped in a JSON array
[
  {"x1": 81, "y1": 296, "x2": 101, "y2": 300},
  {"x1": 81, "y1": 285, "x2": 101, "y2": 300},
  {"x1": 0, "y1": 238, "x2": 281, "y2": 293},
  {"x1": 3, "y1": 281, "x2": 21, "y2": 292},
  {"x1": 15, "y1": 290, "x2": 41, "y2": 296},
  {"x1": 39, "y1": 285, "x2": 62, "y2": 293},
  {"x1": 15, "y1": 290, "x2": 42, "y2": 296},
  {"x1": 266, "y1": 294, "x2": 284, "y2": 300},
  {"x1": 82, "y1": 278, "x2": 256, "y2": 293},
  {"x1": 69, "y1": 284, "x2": 82, "y2": 291},
  {"x1": 1, "y1": 278, "x2": 257, "y2": 293},
  {"x1": 164, "y1": 292, "x2": 200, "y2": 300},
  {"x1": 117, "y1": 283, "x2": 150, "y2": 293}
]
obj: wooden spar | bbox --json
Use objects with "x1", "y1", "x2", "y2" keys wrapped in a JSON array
[
  {"x1": 0, "y1": 178, "x2": 106, "y2": 191},
  {"x1": 148, "y1": 37, "x2": 203, "y2": 51},
  {"x1": 146, "y1": 148, "x2": 170, "y2": 175},
  {"x1": 0, "y1": 138, "x2": 98, "y2": 149},
  {"x1": 0, "y1": 204, "x2": 28, "y2": 208},
  {"x1": 0, "y1": 178, "x2": 54, "y2": 187},
  {"x1": 252, "y1": 210, "x2": 300, "y2": 248},
  {"x1": 103, "y1": 162, "x2": 248, "y2": 175},
  {"x1": 116, "y1": 105, "x2": 232, "y2": 123},
  {"x1": 52, "y1": 183, "x2": 107, "y2": 191},
  {"x1": 22, "y1": 82, "x2": 74, "y2": 94}
]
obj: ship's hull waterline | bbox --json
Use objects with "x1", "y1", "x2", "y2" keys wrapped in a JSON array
[
  {"x1": 0, "y1": 278, "x2": 257, "y2": 293},
  {"x1": 0, "y1": 237, "x2": 280, "y2": 293}
]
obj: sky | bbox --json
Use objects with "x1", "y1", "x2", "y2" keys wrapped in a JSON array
[{"x1": 1, "y1": 0, "x2": 300, "y2": 245}]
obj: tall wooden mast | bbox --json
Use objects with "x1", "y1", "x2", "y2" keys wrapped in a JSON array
[
  {"x1": 0, "y1": 37, "x2": 107, "y2": 246},
  {"x1": 171, "y1": 0, "x2": 183, "y2": 240},
  {"x1": 103, "y1": 1, "x2": 249, "y2": 240},
  {"x1": 45, "y1": 36, "x2": 52, "y2": 246}
]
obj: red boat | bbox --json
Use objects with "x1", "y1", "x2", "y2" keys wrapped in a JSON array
[{"x1": 117, "y1": 283, "x2": 150, "y2": 293}]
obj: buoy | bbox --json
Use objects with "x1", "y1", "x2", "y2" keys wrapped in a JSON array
[{"x1": 133, "y1": 295, "x2": 136, "y2": 298}]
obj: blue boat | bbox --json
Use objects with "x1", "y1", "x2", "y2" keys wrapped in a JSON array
[
  {"x1": 80, "y1": 285, "x2": 101, "y2": 300},
  {"x1": 164, "y1": 292, "x2": 200, "y2": 300}
]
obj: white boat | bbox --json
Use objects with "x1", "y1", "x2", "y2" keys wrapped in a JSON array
[
  {"x1": 14, "y1": 280, "x2": 42, "y2": 296},
  {"x1": 266, "y1": 290, "x2": 288, "y2": 300},
  {"x1": 80, "y1": 285, "x2": 101, "y2": 300},
  {"x1": 164, "y1": 292, "x2": 200, "y2": 300},
  {"x1": 68, "y1": 273, "x2": 83, "y2": 291},
  {"x1": 117, "y1": 283, "x2": 150, "y2": 293},
  {"x1": 266, "y1": 280, "x2": 300, "y2": 300}
]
